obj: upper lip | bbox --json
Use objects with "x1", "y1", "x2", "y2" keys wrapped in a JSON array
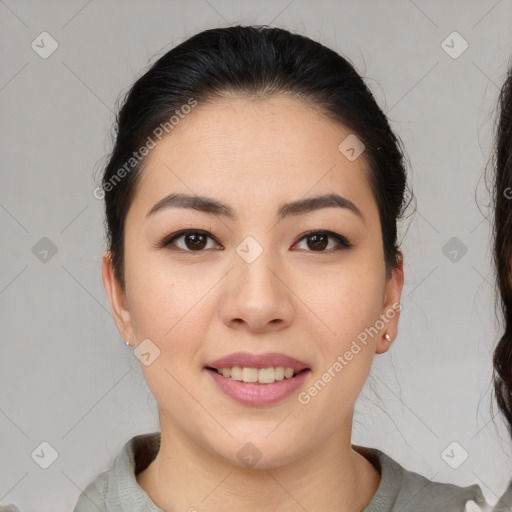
[{"x1": 206, "y1": 352, "x2": 311, "y2": 372}]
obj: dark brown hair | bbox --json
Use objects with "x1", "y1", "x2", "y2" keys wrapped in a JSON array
[
  {"x1": 98, "y1": 25, "x2": 410, "y2": 289},
  {"x1": 492, "y1": 68, "x2": 512, "y2": 436}
]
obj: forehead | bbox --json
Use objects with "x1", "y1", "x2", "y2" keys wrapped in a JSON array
[
  {"x1": 159, "y1": 93, "x2": 353, "y2": 157},
  {"x1": 129, "y1": 94, "x2": 375, "y2": 218}
]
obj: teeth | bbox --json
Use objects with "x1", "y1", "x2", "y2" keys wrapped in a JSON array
[
  {"x1": 242, "y1": 367, "x2": 258, "y2": 383},
  {"x1": 215, "y1": 366, "x2": 301, "y2": 384},
  {"x1": 230, "y1": 367, "x2": 242, "y2": 380}
]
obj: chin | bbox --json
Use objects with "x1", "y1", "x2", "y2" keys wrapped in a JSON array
[{"x1": 202, "y1": 433, "x2": 305, "y2": 471}]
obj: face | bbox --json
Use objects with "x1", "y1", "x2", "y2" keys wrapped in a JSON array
[{"x1": 103, "y1": 94, "x2": 403, "y2": 469}]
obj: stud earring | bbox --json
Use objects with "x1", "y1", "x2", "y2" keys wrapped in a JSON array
[
  {"x1": 124, "y1": 339, "x2": 130, "y2": 346},
  {"x1": 384, "y1": 333, "x2": 391, "y2": 342}
]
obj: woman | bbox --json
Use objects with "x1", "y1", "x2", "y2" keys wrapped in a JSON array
[
  {"x1": 73, "y1": 25, "x2": 486, "y2": 511},
  {"x1": 490, "y1": 68, "x2": 512, "y2": 511}
]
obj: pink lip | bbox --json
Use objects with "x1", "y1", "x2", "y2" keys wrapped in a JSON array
[
  {"x1": 205, "y1": 367, "x2": 310, "y2": 406},
  {"x1": 205, "y1": 351, "x2": 311, "y2": 372}
]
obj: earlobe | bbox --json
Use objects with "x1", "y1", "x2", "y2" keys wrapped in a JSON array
[
  {"x1": 101, "y1": 251, "x2": 133, "y2": 343},
  {"x1": 375, "y1": 255, "x2": 404, "y2": 355},
  {"x1": 375, "y1": 331, "x2": 394, "y2": 354}
]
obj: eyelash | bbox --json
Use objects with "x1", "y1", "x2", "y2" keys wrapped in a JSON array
[{"x1": 159, "y1": 229, "x2": 353, "y2": 253}]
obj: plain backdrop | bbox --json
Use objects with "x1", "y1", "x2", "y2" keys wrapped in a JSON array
[{"x1": 1, "y1": 0, "x2": 512, "y2": 509}]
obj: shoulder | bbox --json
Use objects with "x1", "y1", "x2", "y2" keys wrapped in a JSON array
[
  {"x1": 356, "y1": 446, "x2": 487, "y2": 512},
  {"x1": 491, "y1": 480, "x2": 512, "y2": 511},
  {"x1": 72, "y1": 431, "x2": 161, "y2": 512},
  {"x1": 0, "y1": 505, "x2": 22, "y2": 512},
  {"x1": 73, "y1": 469, "x2": 109, "y2": 512}
]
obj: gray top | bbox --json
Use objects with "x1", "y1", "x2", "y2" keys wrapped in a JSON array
[
  {"x1": 493, "y1": 481, "x2": 512, "y2": 511},
  {"x1": 67, "y1": 431, "x2": 487, "y2": 511}
]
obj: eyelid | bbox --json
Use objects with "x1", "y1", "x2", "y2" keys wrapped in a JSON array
[
  {"x1": 158, "y1": 229, "x2": 221, "y2": 250},
  {"x1": 159, "y1": 228, "x2": 353, "y2": 252},
  {"x1": 292, "y1": 229, "x2": 353, "y2": 250}
]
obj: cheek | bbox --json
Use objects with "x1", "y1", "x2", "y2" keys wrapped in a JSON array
[
  {"x1": 123, "y1": 249, "x2": 216, "y2": 392},
  {"x1": 126, "y1": 263, "x2": 208, "y2": 405},
  {"x1": 124, "y1": 241, "x2": 205, "y2": 338},
  {"x1": 296, "y1": 272, "x2": 384, "y2": 421},
  {"x1": 301, "y1": 259, "x2": 386, "y2": 347}
]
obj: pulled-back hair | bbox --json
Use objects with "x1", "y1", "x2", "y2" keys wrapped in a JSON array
[{"x1": 98, "y1": 25, "x2": 409, "y2": 289}]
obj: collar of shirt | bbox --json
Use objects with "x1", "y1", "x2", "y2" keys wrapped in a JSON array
[{"x1": 73, "y1": 432, "x2": 487, "y2": 512}]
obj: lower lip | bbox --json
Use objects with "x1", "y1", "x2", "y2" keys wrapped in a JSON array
[{"x1": 205, "y1": 368, "x2": 310, "y2": 406}]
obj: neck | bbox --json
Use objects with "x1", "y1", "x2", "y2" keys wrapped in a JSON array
[{"x1": 137, "y1": 414, "x2": 380, "y2": 512}]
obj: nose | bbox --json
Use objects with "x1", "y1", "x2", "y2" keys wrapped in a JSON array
[{"x1": 220, "y1": 246, "x2": 294, "y2": 333}]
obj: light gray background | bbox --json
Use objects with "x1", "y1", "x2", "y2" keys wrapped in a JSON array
[{"x1": 1, "y1": 0, "x2": 511, "y2": 509}]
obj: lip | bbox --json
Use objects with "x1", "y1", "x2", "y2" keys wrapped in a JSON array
[
  {"x1": 205, "y1": 351, "x2": 311, "y2": 372},
  {"x1": 205, "y1": 366, "x2": 310, "y2": 406}
]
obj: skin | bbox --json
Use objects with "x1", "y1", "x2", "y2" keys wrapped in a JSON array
[{"x1": 102, "y1": 94, "x2": 404, "y2": 512}]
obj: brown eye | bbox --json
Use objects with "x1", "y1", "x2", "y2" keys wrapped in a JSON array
[
  {"x1": 183, "y1": 232, "x2": 207, "y2": 250},
  {"x1": 294, "y1": 230, "x2": 352, "y2": 252},
  {"x1": 306, "y1": 232, "x2": 329, "y2": 251},
  {"x1": 161, "y1": 230, "x2": 221, "y2": 252}
]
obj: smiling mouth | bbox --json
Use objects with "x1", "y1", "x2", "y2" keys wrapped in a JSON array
[{"x1": 205, "y1": 366, "x2": 310, "y2": 385}]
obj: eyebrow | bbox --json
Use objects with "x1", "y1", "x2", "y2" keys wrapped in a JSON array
[{"x1": 146, "y1": 192, "x2": 364, "y2": 222}]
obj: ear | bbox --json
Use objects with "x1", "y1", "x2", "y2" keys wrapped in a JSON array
[
  {"x1": 375, "y1": 253, "x2": 404, "y2": 355},
  {"x1": 102, "y1": 250, "x2": 133, "y2": 344}
]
